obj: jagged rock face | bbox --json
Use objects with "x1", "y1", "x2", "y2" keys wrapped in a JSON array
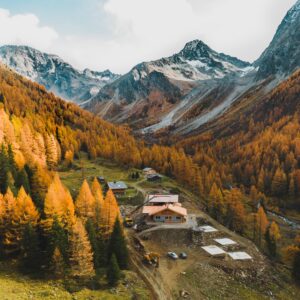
[
  {"x1": 255, "y1": 0, "x2": 300, "y2": 79},
  {"x1": 90, "y1": 1, "x2": 300, "y2": 135},
  {"x1": 156, "y1": 39, "x2": 251, "y2": 81},
  {"x1": 126, "y1": 39, "x2": 251, "y2": 87},
  {"x1": 0, "y1": 45, "x2": 120, "y2": 103},
  {"x1": 94, "y1": 65, "x2": 182, "y2": 104},
  {"x1": 88, "y1": 39, "x2": 251, "y2": 126}
]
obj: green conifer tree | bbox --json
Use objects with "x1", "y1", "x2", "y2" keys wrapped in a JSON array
[
  {"x1": 0, "y1": 144, "x2": 9, "y2": 194},
  {"x1": 85, "y1": 218, "x2": 100, "y2": 269},
  {"x1": 107, "y1": 254, "x2": 121, "y2": 286},
  {"x1": 97, "y1": 236, "x2": 108, "y2": 268},
  {"x1": 47, "y1": 218, "x2": 69, "y2": 266},
  {"x1": 20, "y1": 223, "x2": 41, "y2": 273},
  {"x1": 265, "y1": 227, "x2": 276, "y2": 257},
  {"x1": 7, "y1": 144, "x2": 17, "y2": 179},
  {"x1": 108, "y1": 218, "x2": 128, "y2": 269},
  {"x1": 15, "y1": 168, "x2": 31, "y2": 194}
]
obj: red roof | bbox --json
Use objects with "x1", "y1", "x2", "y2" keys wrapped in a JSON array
[{"x1": 142, "y1": 204, "x2": 187, "y2": 217}]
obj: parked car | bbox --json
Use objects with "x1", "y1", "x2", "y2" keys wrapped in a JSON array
[
  {"x1": 179, "y1": 252, "x2": 187, "y2": 259},
  {"x1": 167, "y1": 252, "x2": 178, "y2": 260}
]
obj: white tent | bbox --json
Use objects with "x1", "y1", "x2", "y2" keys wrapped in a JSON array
[
  {"x1": 201, "y1": 245, "x2": 225, "y2": 256},
  {"x1": 214, "y1": 238, "x2": 237, "y2": 246},
  {"x1": 199, "y1": 225, "x2": 218, "y2": 233},
  {"x1": 228, "y1": 252, "x2": 252, "y2": 260}
]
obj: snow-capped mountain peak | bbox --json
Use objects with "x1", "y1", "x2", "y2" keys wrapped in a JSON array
[
  {"x1": 0, "y1": 45, "x2": 120, "y2": 103},
  {"x1": 143, "y1": 39, "x2": 251, "y2": 82},
  {"x1": 179, "y1": 39, "x2": 211, "y2": 60},
  {"x1": 88, "y1": 0, "x2": 300, "y2": 136},
  {"x1": 87, "y1": 38, "x2": 252, "y2": 129}
]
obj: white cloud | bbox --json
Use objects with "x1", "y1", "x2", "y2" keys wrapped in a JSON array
[
  {"x1": 0, "y1": 9, "x2": 58, "y2": 50},
  {"x1": 53, "y1": 0, "x2": 199, "y2": 73},
  {"x1": 71, "y1": 0, "x2": 294, "y2": 72},
  {"x1": 101, "y1": 0, "x2": 200, "y2": 68},
  {"x1": 95, "y1": 0, "x2": 296, "y2": 71},
  {"x1": 184, "y1": 0, "x2": 297, "y2": 62},
  {"x1": 0, "y1": 1, "x2": 297, "y2": 73}
]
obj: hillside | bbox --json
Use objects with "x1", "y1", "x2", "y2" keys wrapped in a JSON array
[
  {"x1": 0, "y1": 60, "x2": 300, "y2": 298},
  {"x1": 0, "y1": 261, "x2": 150, "y2": 300},
  {"x1": 0, "y1": 62, "x2": 211, "y2": 207},
  {"x1": 1, "y1": 57, "x2": 299, "y2": 233},
  {"x1": 0, "y1": 63, "x2": 154, "y2": 298},
  {"x1": 0, "y1": 63, "x2": 141, "y2": 168},
  {"x1": 1, "y1": 2, "x2": 298, "y2": 138}
]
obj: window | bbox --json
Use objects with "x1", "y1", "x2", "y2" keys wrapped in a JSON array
[
  {"x1": 155, "y1": 216, "x2": 161, "y2": 220},
  {"x1": 176, "y1": 216, "x2": 181, "y2": 220}
]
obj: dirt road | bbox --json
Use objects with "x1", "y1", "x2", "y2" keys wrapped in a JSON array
[{"x1": 127, "y1": 235, "x2": 172, "y2": 300}]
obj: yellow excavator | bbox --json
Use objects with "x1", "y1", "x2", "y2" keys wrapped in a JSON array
[
  {"x1": 143, "y1": 252, "x2": 160, "y2": 268},
  {"x1": 124, "y1": 217, "x2": 134, "y2": 227}
]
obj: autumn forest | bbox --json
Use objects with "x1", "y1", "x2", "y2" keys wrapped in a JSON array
[{"x1": 0, "y1": 63, "x2": 300, "y2": 285}]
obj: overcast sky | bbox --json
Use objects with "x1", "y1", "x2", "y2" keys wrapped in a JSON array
[{"x1": 0, "y1": 0, "x2": 296, "y2": 73}]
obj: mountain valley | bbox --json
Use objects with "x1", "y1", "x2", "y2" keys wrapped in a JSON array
[{"x1": 0, "y1": 1, "x2": 300, "y2": 299}]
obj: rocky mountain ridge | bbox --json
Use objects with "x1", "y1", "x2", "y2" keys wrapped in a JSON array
[{"x1": 0, "y1": 45, "x2": 120, "y2": 103}]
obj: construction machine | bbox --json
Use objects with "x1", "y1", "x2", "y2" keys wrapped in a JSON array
[
  {"x1": 124, "y1": 217, "x2": 134, "y2": 227},
  {"x1": 123, "y1": 193, "x2": 152, "y2": 229},
  {"x1": 143, "y1": 252, "x2": 160, "y2": 268}
]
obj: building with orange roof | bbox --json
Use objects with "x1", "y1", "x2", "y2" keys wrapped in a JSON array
[{"x1": 142, "y1": 203, "x2": 187, "y2": 223}]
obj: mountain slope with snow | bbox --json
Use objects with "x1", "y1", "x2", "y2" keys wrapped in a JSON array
[
  {"x1": 150, "y1": 39, "x2": 251, "y2": 82},
  {"x1": 88, "y1": 1, "x2": 300, "y2": 137},
  {"x1": 156, "y1": 0, "x2": 300, "y2": 138},
  {"x1": 0, "y1": 45, "x2": 120, "y2": 103},
  {"x1": 87, "y1": 40, "x2": 251, "y2": 128}
]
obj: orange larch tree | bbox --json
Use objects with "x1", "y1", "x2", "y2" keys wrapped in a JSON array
[
  {"x1": 256, "y1": 206, "x2": 269, "y2": 246},
  {"x1": 0, "y1": 188, "x2": 18, "y2": 254},
  {"x1": 43, "y1": 173, "x2": 75, "y2": 230},
  {"x1": 69, "y1": 219, "x2": 95, "y2": 278},
  {"x1": 13, "y1": 187, "x2": 40, "y2": 247},
  {"x1": 91, "y1": 177, "x2": 104, "y2": 228},
  {"x1": 100, "y1": 189, "x2": 121, "y2": 237},
  {"x1": 75, "y1": 180, "x2": 95, "y2": 222}
]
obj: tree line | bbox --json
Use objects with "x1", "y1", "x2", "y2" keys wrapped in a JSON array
[{"x1": 0, "y1": 144, "x2": 127, "y2": 285}]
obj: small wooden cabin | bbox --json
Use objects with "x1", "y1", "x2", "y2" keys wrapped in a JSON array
[
  {"x1": 143, "y1": 167, "x2": 156, "y2": 176},
  {"x1": 107, "y1": 181, "x2": 128, "y2": 195},
  {"x1": 146, "y1": 174, "x2": 162, "y2": 182}
]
